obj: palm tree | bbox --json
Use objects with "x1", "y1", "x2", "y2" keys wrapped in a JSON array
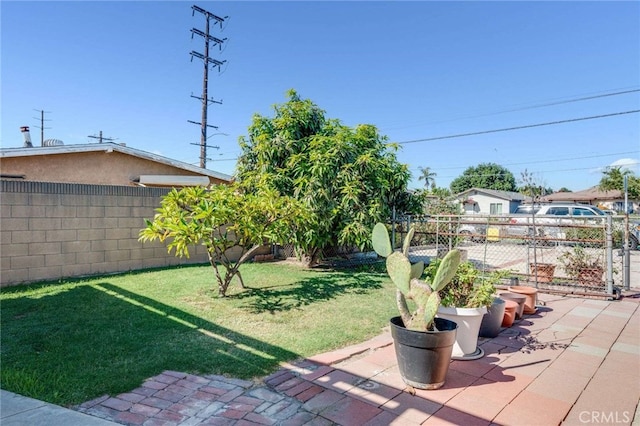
[{"x1": 417, "y1": 166, "x2": 437, "y2": 190}]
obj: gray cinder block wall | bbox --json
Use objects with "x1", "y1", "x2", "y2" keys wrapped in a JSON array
[{"x1": 0, "y1": 180, "x2": 209, "y2": 287}]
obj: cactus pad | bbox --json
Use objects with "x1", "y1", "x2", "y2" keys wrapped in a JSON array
[{"x1": 372, "y1": 223, "x2": 392, "y2": 258}]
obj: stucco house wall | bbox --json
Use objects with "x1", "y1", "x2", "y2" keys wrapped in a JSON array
[
  {"x1": 0, "y1": 144, "x2": 238, "y2": 286},
  {"x1": 0, "y1": 143, "x2": 232, "y2": 187}
]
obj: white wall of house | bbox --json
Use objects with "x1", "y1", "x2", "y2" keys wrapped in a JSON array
[{"x1": 462, "y1": 193, "x2": 513, "y2": 215}]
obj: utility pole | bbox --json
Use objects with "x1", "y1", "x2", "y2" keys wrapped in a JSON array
[
  {"x1": 189, "y1": 4, "x2": 227, "y2": 168},
  {"x1": 33, "y1": 109, "x2": 52, "y2": 146},
  {"x1": 88, "y1": 131, "x2": 115, "y2": 144}
]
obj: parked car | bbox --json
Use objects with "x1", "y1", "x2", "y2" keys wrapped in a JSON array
[
  {"x1": 507, "y1": 204, "x2": 607, "y2": 240},
  {"x1": 513, "y1": 204, "x2": 543, "y2": 215},
  {"x1": 458, "y1": 223, "x2": 487, "y2": 243},
  {"x1": 536, "y1": 204, "x2": 606, "y2": 217}
]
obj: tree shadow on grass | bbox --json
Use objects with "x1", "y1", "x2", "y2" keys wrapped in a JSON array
[
  {"x1": 0, "y1": 282, "x2": 299, "y2": 406},
  {"x1": 232, "y1": 269, "x2": 385, "y2": 314}
]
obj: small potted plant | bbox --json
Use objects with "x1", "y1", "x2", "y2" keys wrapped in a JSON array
[
  {"x1": 529, "y1": 260, "x2": 555, "y2": 283},
  {"x1": 425, "y1": 260, "x2": 507, "y2": 359},
  {"x1": 559, "y1": 245, "x2": 604, "y2": 286},
  {"x1": 372, "y1": 223, "x2": 461, "y2": 390}
]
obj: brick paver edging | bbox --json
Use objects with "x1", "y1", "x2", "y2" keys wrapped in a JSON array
[
  {"x1": 75, "y1": 369, "x2": 326, "y2": 425},
  {"x1": 75, "y1": 333, "x2": 395, "y2": 425}
]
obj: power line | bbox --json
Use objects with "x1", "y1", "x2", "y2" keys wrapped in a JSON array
[
  {"x1": 381, "y1": 87, "x2": 640, "y2": 131},
  {"x1": 501, "y1": 88, "x2": 640, "y2": 113},
  {"x1": 397, "y1": 110, "x2": 640, "y2": 145},
  {"x1": 431, "y1": 163, "x2": 640, "y2": 181},
  {"x1": 418, "y1": 151, "x2": 640, "y2": 172},
  {"x1": 197, "y1": 111, "x2": 639, "y2": 167},
  {"x1": 206, "y1": 157, "x2": 238, "y2": 162}
]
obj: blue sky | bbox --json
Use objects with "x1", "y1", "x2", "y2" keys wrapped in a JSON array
[{"x1": 2, "y1": 1, "x2": 639, "y2": 192}]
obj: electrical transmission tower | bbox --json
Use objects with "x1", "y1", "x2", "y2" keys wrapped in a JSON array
[
  {"x1": 189, "y1": 4, "x2": 227, "y2": 169},
  {"x1": 88, "y1": 131, "x2": 115, "y2": 144},
  {"x1": 33, "y1": 109, "x2": 52, "y2": 146}
]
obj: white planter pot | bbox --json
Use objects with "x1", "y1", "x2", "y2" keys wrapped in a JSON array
[{"x1": 437, "y1": 306, "x2": 487, "y2": 360}]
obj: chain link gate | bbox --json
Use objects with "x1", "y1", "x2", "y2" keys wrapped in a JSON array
[{"x1": 389, "y1": 214, "x2": 621, "y2": 297}]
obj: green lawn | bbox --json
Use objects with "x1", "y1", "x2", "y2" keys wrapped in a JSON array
[{"x1": 0, "y1": 261, "x2": 396, "y2": 406}]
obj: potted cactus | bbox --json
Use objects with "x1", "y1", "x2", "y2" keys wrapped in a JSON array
[
  {"x1": 426, "y1": 261, "x2": 508, "y2": 359},
  {"x1": 372, "y1": 223, "x2": 461, "y2": 390}
]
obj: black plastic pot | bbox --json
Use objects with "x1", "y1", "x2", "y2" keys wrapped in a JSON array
[{"x1": 389, "y1": 316, "x2": 457, "y2": 390}]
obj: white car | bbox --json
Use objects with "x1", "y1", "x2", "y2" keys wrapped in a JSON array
[{"x1": 508, "y1": 204, "x2": 606, "y2": 240}]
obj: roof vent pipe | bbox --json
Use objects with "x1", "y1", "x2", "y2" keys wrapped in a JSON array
[{"x1": 20, "y1": 126, "x2": 33, "y2": 148}]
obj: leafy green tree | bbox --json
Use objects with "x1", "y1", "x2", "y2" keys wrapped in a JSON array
[
  {"x1": 236, "y1": 90, "x2": 416, "y2": 266},
  {"x1": 415, "y1": 187, "x2": 459, "y2": 215},
  {"x1": 557, "y1": 187, "x2": 572, "y2": 193},
  {"x1": 599, "y1": 166, "x2": 639, "y2": 199},
  {"x1": 139, "y1": 185, "x2": 309, "y2": 297},
  {"x1": 449, "y1": 162, "x2": 517, "y2": 194},
  {"x1": 417, "y1": 166, "x2": 437, "y2": 190}
]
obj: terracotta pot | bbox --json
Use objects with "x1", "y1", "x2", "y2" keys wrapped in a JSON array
[
  {"x1": 501, "y1": 300, "x2": 518, "y2": 327},
  {"x1": 529, "y1": 263, "x2": 555, "y2": 283},
  {"x1": 578, "y1": 267, "x2": 604, "y2": 286},
  {"x1": 508, "y1": 286, "x2": 538, "y2": 314},
  {"x1": 499, "y1": 292, "x2": 526, "y2": 319}
]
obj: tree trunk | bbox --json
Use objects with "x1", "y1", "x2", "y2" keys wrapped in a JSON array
[
  {"x1": 207, "y1": 251, "x2": 227, "y2": 297},
  {"x1": 300, "y1": 247, "x2": 320, "y2": 268}
]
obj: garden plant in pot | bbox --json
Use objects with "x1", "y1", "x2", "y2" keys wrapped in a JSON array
[
  {"x1": 372, "y1": 223, "x2": 461, "y2": 390},
  {"x1": 559, "y1": 245, "x2": 604, "y2": 286},
  {"x1": 425, "y1": 260, "x2": 507, "y2": 359}
]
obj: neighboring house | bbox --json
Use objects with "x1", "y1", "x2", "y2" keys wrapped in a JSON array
[
  {"x1": 0, "y1": 142, "x2": 232, "y2": 187},
  {"x1": 0, "y1": 143, "x2": 234, "y2": 287},
  {"x1": 455, "y1": 188, "x2": 525, "y2": 215},
  {"x1": 541, "y1": 186, "x2": 638, "y2": 213}
]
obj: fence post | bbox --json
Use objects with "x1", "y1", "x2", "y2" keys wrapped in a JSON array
[
  {"x1": 391, "y1": 206, "x2": 396, "y2": 250},
  {"x1": 605, "y1": 215, "x2": 614, "y2": 296},
  {"x1": 435, "y1": 215, "x2": 440, "y2": 253},
  {"x1": 623, "y1": 215, "x2": 631, "y2": 291}
]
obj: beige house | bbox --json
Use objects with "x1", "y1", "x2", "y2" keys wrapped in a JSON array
[
  {"x1": 0, "y1": 143, "x2": 236, "y2": 286},
  {"x1": 0, "y1": 143, "x2": 232, "y2": 187},
  {"x1": 541, "y1": 186, "x2": 638, "y2": 213}
]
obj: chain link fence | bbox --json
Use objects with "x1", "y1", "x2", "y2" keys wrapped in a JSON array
[
  {"x1": 388, "y1": 214, "x2": 630, "y2": 296},
  {"x1": 272, "y1": 214, "x2": 636, "y2": 296}
]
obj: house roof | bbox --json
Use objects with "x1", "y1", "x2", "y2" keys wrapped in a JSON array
[
  {"x1": 0, "y1": 143, "x2": 233, "y2": 182},
  {"x1": 541, "y1": 186, "x2": 624, "y2": 203},
  {"x1": 455, "y1": 187, "x2": 525, "y2": 202}
]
